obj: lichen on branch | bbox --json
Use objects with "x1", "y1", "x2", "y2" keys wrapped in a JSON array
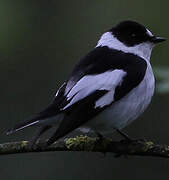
[{"x1": 0, "y1": 136, "x2": 169, "y2": 158}]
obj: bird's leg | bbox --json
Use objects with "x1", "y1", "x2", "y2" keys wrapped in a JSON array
[
  {"x1": 29, "y1": 125, "x2": 51, "y2": 149},
  {"x1": 116, "y1": 129, "x2": 133, "y2": 141},
  {"x1": 113, "y1": 129, "x2": 134, "y2": 158},
  {"x1": 93, "y1": 130, "x2": 105, "y2": 146},
  {"x1": 95, "y1": 131, "x2": 104, "y2": 141},
  {"x1": 93, "y1": 131, "x2": 107, "y2": 156},
  {"x1": 89, "y1": 128, "x2": 104, "y2": 140}
]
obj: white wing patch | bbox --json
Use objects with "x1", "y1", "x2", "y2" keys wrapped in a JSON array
[
  {"x1": 95, "y1": 70, "x2": 126, "y2": 108},
  {"x1": 62, "y1": 70, "x2": 126, "y2": 110}
]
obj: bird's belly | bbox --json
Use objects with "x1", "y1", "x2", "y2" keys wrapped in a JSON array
[{"x1": 84, "y1": 64, "x2": 155, "y2": 134}]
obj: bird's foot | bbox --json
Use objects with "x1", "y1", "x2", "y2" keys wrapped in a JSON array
[
  {"x1": 94, "y1": 132, "x2": 107, "y2": 156},
  {"x1": 28, "y1": 139, "x2": 48, "y2": 151},
  {"x1": 95, "y1": 132, "x2": 105, "y2": 143},
  {"x1": 113, "y1": 138, "x2": 147, "y2": 158},
  {"x1": 116, "y1": 129, "x2": 133, "y2": 142}
]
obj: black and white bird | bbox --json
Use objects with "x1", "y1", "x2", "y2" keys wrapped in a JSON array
[{"x1": 7, "y1": 20, "x2": 166, "y2": 146}]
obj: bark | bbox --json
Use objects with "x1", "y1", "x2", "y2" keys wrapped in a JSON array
[{"x1": 1, "y1": 136, "x2": 169, "y2": 158}]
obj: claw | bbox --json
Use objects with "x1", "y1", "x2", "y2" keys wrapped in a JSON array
[{"x1": 116, "y1": 129, "x2": 133, "y2": 141}]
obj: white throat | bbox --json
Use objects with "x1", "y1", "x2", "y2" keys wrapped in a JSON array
[{"x1": 96, "y1": 32, "x2": 154, "y2": 61}]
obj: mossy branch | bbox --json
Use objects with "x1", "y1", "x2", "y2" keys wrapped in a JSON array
[{"x1": 1, "y1": 136, "x2": 169, "y2": 158}]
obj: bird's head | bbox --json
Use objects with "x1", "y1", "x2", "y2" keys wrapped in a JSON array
[
  {"x1": 111, "y1": 20, "x2": 166, "y2": 47},
  {"x1": 97, "y1": 20, "x2": 166, "y2": 61}
]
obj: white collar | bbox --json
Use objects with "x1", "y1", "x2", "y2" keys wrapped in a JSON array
[{"x1": 96, "y1": 32, "x2": 154, "y2": 61}]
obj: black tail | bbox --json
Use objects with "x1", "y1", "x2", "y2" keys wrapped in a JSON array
[{"x1": 6, "y1": 100, "x2": 61, "y2": 135}]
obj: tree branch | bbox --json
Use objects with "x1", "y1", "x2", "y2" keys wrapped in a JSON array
[{"x1": 1, "y1": 136, "x2": 169, "y2": 158}]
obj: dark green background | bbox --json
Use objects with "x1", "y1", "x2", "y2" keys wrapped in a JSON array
[{"x1": 1, "y1": 0, "x2": 169, "y2": 179}]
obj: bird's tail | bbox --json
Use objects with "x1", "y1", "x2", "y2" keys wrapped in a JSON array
[{"x1": 6, "y1": 115, "x2": 40, "y2": 135}]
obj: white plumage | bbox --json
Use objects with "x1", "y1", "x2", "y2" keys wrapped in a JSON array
[
  {"x1": 63, "y1": 70, "x2": 126, "y2": 110},
  {"x1": 94, "y1": 70, "x2": 126, "y2": 108}
]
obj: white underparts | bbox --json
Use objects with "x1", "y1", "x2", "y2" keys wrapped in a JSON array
[{"x1": 96, "y1": 32, "x2": 154, "y2": 61}]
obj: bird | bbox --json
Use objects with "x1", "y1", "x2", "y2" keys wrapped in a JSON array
[{"x1": 7, "y1": 20, "x2": 166, "y2": 147}]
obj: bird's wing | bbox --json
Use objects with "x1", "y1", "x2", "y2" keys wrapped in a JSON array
[{"x1": 45, "y1": 46, "x2": 147, "y2": 144}]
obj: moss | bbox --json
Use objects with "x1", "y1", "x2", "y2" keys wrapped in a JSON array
[
  {"x1": 21, "y1": 141, "x2": 29, "y2": 148},
  {"x1": 66, "y1": 135, "x2": 112, "y2": 152},
  {"x1": 66, "y1": 136, "x2": 96, "y2": 151},
  {"x1": 142, "y1": 141, "x2": 154, "y2": 152}
]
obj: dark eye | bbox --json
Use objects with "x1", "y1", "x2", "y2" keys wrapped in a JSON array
[{"x1": 131, "y1": 33, "x2": 136, "y2": 37}]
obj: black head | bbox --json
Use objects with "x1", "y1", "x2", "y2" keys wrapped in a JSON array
[{"x1": 111, "y1": 20, "x2": 166, "y2": 46}]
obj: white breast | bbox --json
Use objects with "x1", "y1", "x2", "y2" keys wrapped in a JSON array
[{"x1": 84, "y1": 61, "x2": 155, "y2": 134}]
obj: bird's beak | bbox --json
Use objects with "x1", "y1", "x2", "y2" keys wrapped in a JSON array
[{"x1": 150, "y1": 36, "x2": 166, "y2": 44}]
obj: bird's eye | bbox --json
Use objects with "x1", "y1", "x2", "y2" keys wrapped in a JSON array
[{"x1": 131, "y1": 33, "x2": 136, "y2": 37}]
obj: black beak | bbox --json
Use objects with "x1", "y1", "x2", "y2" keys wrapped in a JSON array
[{"x1": 150, "y1": 36, "x2": 166, "y2": 44}]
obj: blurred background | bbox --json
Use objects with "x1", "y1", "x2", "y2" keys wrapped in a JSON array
[{"x1": 0, "y1": 0, "x2": 169, "y2": 179}]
